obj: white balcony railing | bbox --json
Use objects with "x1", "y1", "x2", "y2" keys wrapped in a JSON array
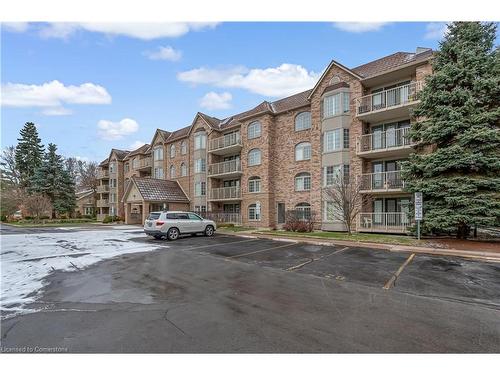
[
  {"x1": 209, "y1": 186, "x2": 241, "y2": 200},
  {"x1": 98, "y1": 170, "x2": 109, "y2": 178},
  {"x1": 356, "y1": 81, "x2": 423, "y2": 116},
  {"x1": 208, "y1": 159, "x2": 242, "y2": 176},
  {"x1": 202, "y1": 212, "x2": 242, "y2": 224},
  {"x1": 97, "y1": 185, "x2": 110, "y2": 193},
  {"x1": 97, "y1": 199, "x2": 109, "y2": 207},
  {"x1": 209, "y1": 132, "x2": 242, "y2": 152},
  {"x1": 360, "y1": 171, "x2": 405, "y2": 191},
  {"x1": 358, "y1": 212, "x2": 412, "y2": 233},
  {"x1": 134, "y1": 157, "x2": 151, "y2": 170},
  {"x1": 357, "y1": 127, "x2": 412, "y2": 154}
]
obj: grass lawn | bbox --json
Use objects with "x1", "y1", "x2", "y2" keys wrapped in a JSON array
[
  {"x1": 255, "y1": 230, "x2": 420, "y2": 246},
  {"x1": 3, "y1": 220, "x2": 98, "y2": 227},
  {"x1": 218, "y1": 226, "x2": 255, "y2": 232}
]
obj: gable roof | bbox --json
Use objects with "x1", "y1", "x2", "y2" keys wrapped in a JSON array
[
  {"x1": 124, "y1": 176, "x2": 189, "y2": 202},
  {"x1": 307, "y1": 60, "x2": 364, "y2": 99},
  {"x1": 76, "y1": 189, "x2": 94, "y2": 200},
  {"x1": 124, "y1": 143, "x2": 150, "y2": 159},
  {"x1": 99, "y1": 158, "x2": 109, "y2": 167},
  {"x1": 110, "y1": 148, "x2": 129, "y2": 161}
]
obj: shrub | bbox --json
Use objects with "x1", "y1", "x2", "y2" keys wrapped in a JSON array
[
  {"x1": 0, "y1": 215, "x2": 7, "y2": 222},
  {"x1": 283, "y1": 210, "x2": 316, "y2": 232},
  {"x1": 102, "y1": 215, "x2": 113, "y2": 223}
]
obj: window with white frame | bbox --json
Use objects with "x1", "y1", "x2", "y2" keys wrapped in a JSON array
[
  {"x1": 194, "y1": 133, "x2": 206, "y2": 150},
  {"x1": 248, "y1": 176, "x2": 261, "y2": 193},
  {"x1": 109, "y1": 162, "x2": 116, "y2": 173},
  {"x1": 247, "y1": 121, "x2": 261, "y2": 139},
  {"x1": 153, "y1": 146, "x2": 164, "y2": 161},
  {"x1": 195, "y1": 158, "x2": 206, "y2": 173},
  {"x1": 194, "y1": 181, "x2": 206, "y2": 196},
  {"x1": 109, "y1": 178, "x2": 117, "y2": 188},
  {"x1": 324, "y1": 129, "x2": 343, "y2": 152},
  {"x1": 295, "y1": 202, "x2": 311, "y2": 220},
  {"x1": 84, "y1": 207, "x2": 93, "y2": 216},
  {"x1": 170, "y1": 144, "x2": 176, "y2": 158},
  {"x1": 180, "y1": 162, "x2": 187, "y2": 177},
  {"x1": 295, "y1": 172, "x2": 311, "y2": 191},
  {"x1": 132, "y1": 158, "x2": 139, "y2": 169},
  {"x1": 343, "y1": 129, "x2": 350, "y2": 149},
  {"x1": 170, "y1": 165, "x2": 176, "y2": 178},
  {"x1": 323, "y1": 92, "x2": 350, "y2": 118},
  {"x1": 248, "y1": 149, "x2": 261, "y2": 166},
  {"x1": 248, "y1": 202, "x2": 261, "y2": 221},
  {"x1": 324, "y1": 201, "x2": 336, "y2": 221},
  {"x1": 109, "y1": 193, "x2": 116, "y2": 203},
  {"x1": 124, "y1": 163, "x2": 129, "y2": 173},
  {"x1": 154, "y1": 167, "x2": 164, "y2": 179},
  {"x1": 323, "y1": 165, "x2": 342, "y2": 186},
  {"x1": 295, "y1": 142, "x2": 311, "y2": 161},
  {"x1": 181, "y1": 140, "x2": 187, "y2": 155},
  {"x1": 295, "y1": 112, "x2": 312, "y2": 131}
]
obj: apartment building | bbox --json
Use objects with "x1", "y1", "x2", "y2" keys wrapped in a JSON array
[{"x1": 97, "y1": 47, "x2": 433, "y2": 233}]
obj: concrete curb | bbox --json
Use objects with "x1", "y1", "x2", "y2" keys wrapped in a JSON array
[{"x1": 219, "y1": 231, "x2": 500, "y2": 262}]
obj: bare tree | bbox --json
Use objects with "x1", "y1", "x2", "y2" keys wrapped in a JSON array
[
  {"x1": 77, "y1": 161, "x2": 99, "y2": 193},
  {"x1": 65, "y1": 157, "x2": 81, "y2": 185},
  {"x1": 322, "y1": 173, "x2": 366, "y2": 235},
  {"x1": 24, "y1": 193, "x2": 52, "y2": 222},
  {"x1": 0, "y1": 146, "x2": 20, "y2": 187},
  {"x1": 0, "y1": 186, "x2": 25, "y2": 218}
]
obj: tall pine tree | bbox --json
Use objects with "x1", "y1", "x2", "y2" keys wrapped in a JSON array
[
  {"x1": 15, "y1": 122, "x2": 45, "y2": 188},
  {"x1": 30, "y1": 143, "x2": 76, "y2": 218},
  {"x1": 402, "y1": 22, "x2": 500, "y2": 239}
]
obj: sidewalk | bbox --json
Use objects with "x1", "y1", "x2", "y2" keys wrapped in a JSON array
[{"x1": 219, "y1": 230, "x2": 500, "y2": 262}]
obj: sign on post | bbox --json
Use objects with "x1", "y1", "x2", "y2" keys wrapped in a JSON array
[{"x1": 414, "y1": 192, "x2": 423, "y2": 240}]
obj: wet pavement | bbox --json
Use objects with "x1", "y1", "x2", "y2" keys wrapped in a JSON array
[{"x1": 1, "y1": 228, "x2": 499, "y2": 353}]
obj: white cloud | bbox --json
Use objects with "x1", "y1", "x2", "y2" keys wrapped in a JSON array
[
  {"x1": 98, "y1": 118, "x2": 139, "y2": 141},
  {"x1": 40, "y1": 107, "x2": 73, "y2": 116},
  {"x1": 36, "y1": 22, "x2": 218, "y2": 40},
  {"x1": 200, "y1": 92, "x2": 232, "y2": 110},
  {"x1": 144, "y1": 46, "x2": 182, "y2": 61},
  {"x1": 424, "y1": 23, "x2": 449, "y2": 40},
  {"x1": 75, "y1": 156, "x2": 90, "y2": 162},
  {"x1": 1, "y1": 80, "x2": 111, "y2": 108},
  {"x1": 178, "y1": 64, "x2": 320, "y2": 97},
  {"x1": 333, "y1": 22, "x2": 389, "y2": 33},
  {"x1": 2, "y1": 22, "x2": 29, "y2": 32},
  {"x1": 129, "y1": 140, "x2": 146, "y2": 150}
]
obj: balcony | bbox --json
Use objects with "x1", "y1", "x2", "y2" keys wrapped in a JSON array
[
  {"x1": 97, "y1": 199, "x2": 109, "y2": 207},
  {"x1": 97, "y1": 185, "x2": 110, "y2": 193},
  {"x1": 358, "y1": 212, "x2": 411, "y2": 233},
  {"x1": 98, "y1": 170, "x2": 109, "y2": 179},
  {"x1": 356, "y1": 127, "x2": 413, "y2": 158},
  {"x1": 202, "y1": 212, "x2": 242, "y2": 225},
  {"x1": 208, "y1": 132, "x2": 243, "y2": 155},
  {"x1": 208, "y1": 159, "x2": 242, "y2": 179},
  {"x1": 208, "y1": 186, "x2": 242, "y2": 201},
  {"x1": 356, "y1": 81, "x2": 423, "y2": 122},
  {"x1": 135, "y1": 157, "x2": 151, "y2": 170},
  {"x1": 360, "y1": 171, "x2": 405, "y2": 193}
]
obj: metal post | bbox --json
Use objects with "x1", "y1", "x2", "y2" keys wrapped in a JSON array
[{"x1": 417, "y1": 220, "x2": 421, "y2": 241}]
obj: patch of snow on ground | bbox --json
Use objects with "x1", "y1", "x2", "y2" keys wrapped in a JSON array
[{"x1": 1, "y1": 229, "x2": 162, "y2": 318}]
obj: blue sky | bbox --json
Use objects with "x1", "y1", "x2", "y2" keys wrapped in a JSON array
[{"x1": 1, "y1": 22, "x2": 447, "y2": 162}]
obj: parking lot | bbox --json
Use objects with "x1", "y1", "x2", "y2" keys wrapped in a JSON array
[{"x1": 1, "y1": 226, "x2": 500, "y2": 352}]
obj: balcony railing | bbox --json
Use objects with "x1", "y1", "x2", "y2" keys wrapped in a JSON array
[
  {"x1": 202, "y1": 211, "x2": 242, "y2": 224},
  {"x1": 97, "y1": 185, "x2": 110, "y2": 193},
  {"x1": 97, "y1": 199, "x2": 109, "y2": 207},
  {"x1": 208, "y1": 159, "x2": 242, "y2": 177},
  {"x1": 360, "y1": 171, "x2": 405, "y2": 192},
  {"x1": 357, "y1": 127, "x2": 412, "y2": 154},
  {"x1": 209, "y1": 186, "x2": 241, "y2": 200},
  {"x1": 98, "y1": 170, "x2": 109, "y2": 178},
  {"x1": 209, "y1": 132, "x2": 242, "y2": 153},
  {"x1": 134, "y1": 157, "x2": 151, "y2": 170},
  {"x1": 356, "y1": 81, "x2": 423, "y2": 116},
  {"x1": 358, "y1": 212, "x2": 411, "y2": 233}
]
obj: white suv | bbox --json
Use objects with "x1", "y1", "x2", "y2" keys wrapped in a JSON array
[{"x1": 144, "y1": 211, "x2": 216, "y2": 240}]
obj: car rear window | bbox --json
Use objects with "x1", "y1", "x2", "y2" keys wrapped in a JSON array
[
  {"x1": 147, "y1": 213, "x2": 161, "y2": 220},
  {"x1": 166, "y1": 213, "x2": 177, "y2": 219},
  {"x1": 177, "y1": 213, "x2": 189, "y2": 219}
]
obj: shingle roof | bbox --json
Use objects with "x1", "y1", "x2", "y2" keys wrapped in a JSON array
[
  {"x1": 270, "y1": 89, "x2": 312, "y2": 113},
  {"x1": 166, "y1": 125, "x2": 190, "y2": 142},
  {"x1": 99, "y1": 158, "x2": 109, "y2": 167},
  {"x1": 198, "y1": 113, "x2": 222, "y2": 128},
  {"x1": 124, "y1": 143, "x2": 150, "y2": 159},
  {"x1": 158, "y1": 129, "x2": 171, "y2": 140},
  {"x1": 132, "y1": 177, "x2": 189, "y2": 202},
  {"x1": 111, "y1": 148, "x2": 130, "y2": 160}
]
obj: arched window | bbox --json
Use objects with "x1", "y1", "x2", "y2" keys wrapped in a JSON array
[
  {"x1": 248, "y1": 176, "x2": 261, "y2": 193},
  {"x1": 248, "y1": 149, "x2": 262, "y2": 166},
  {"x1": 295, "y1": 142, "x2": 311, "y2": 161},
  {"x1": 248, "y1": 202, "x2": 261, "y2": 221},
  {"x1": 181, "y1": 140, "x2": 187, "y2": 155},
  {"x1": 247, "y1": 121, "x2": 261, "y2": 139},
  {"x1": 170, "y1": 144, "x2": 176, "y2": 158},
  {"x1": 295, "y1": 172, "x2": 311, "y2": 191},
  {"x1": 295, "y1": 202, "x2": 311, "y2": 220},
  {"x1": 295, "y1": 112, "x2": 311, "y2": 131},
  {"x1": 170, "y1": 165, "x2": 176, "y2": 178},
  {"x1": 180, "y1": 162, "x2": 188, "y2": 177}
]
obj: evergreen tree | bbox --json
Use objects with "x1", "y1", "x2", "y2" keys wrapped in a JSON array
[
  {"x1": 30, "y1": 143, "x2": 76, "y2": 218},
  {"x1": 15, "y1": 122, "x2": 45, "y2": 188},
  {"x1": 402, "y1": 22, "x2": 500, "y2": 239}
]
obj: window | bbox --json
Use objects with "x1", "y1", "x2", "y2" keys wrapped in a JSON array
[
  {"x1": 84, "y1": 207, "x2": 93, "y2": 216},
  {"x1": 188, "y1": 213, "x2": 202, "y2": 220},
  {"x1": 247, "y1": 121, "x2": 261, "y2": 139},
  {"x1": 170, "y1": 165, "x2": 176, "y2": 178},
  {"x1": 324, "y1": 129, "x2": 343, "y2": 152},
  {"x1": 109, "y1": 162, "x2": 116, "y2": 173},
  {"x1": 124, "y1": 163, "x2": 129, "y2": 173},
  {"x1": 180, "y1": 162, "x2": 187, "y2": 177},
  {"x1": 295, "y1": 202, "x2": 311, "y2": 220},
  {"x1": 323, "y1": 92, "x2": 350, "y2": 118},
  {"x1": 195, "y1": 158, "x2": 206, "y2": 173},
  {"x1": 194, "y1": 205, "x2": 207, "y2": 214},
  {"x1": 170, "y1": 144, "x2": 176, "y2": 158},
  {"x1": 248, "y1": 177, "x2": 261, "y2": 193},
  {"x1": 324, "y1": 201, "x2": 336, "y2": 221},
  {"x1": 181, "y1": 140, "x2": 187, "y2": 155},
  {"x1": 153, "y1": 146, "x2": 164, "y2": 161},
  {"x1": 343, "y1": 129, "x2": 350, "y2": 149},
  {"x1": 109, "y1": 178, "x2": 117, "y2": 188},
  {"x1": 323, "y1": 165, "x2": 349, "y2": 186},
  {"x1": 248, "y1": 149, "x2": 261, "y2": 166},
  {"x1": 132, "y1": 158, "x2": 139, "y2": 169},
  {"x1": 295, "y1": 142, "x2": 311, "y2": 161},
  {"x1": 295, "y1": 172, "x2": 311, "y2": 191},
  {"x1": 154, "y1": 167, "x2": 164, "y2": 179},
  {"x1": 194, "y1": 133, "x2": 206, "y2": 150},
  {"x1": 248, "y1": 202, "x2": 261, "y2": 221},
  {"x1": 109, "y1": 193, "x2": 116, "y2": 203},
  {"x1": 295, "y1": 112, "x2": 311, "y2": 131},
  {"x1": 195, "y1": 181, "x2": 206, "y2": 196}
]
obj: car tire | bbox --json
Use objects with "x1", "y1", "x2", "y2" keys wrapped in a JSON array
[
  {"x1": 204, "y1": 225, "x2": 215, "y2": 237},
  {"x1": 167, "y1": 227, "x2": 180, "y2": 241}
]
